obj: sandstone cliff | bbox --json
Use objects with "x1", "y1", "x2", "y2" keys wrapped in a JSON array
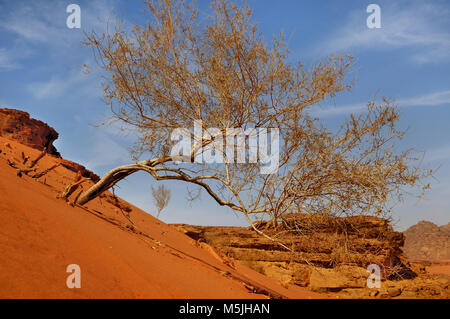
[
  {"x1": 0, "y1": 108, "x2": 60, "y2": 156},
  {"x1": 174, "y1": 215, "x2": 450, "y2": 298},
  {"x1": 174, "y1": 214, "x2": 416, "y2": 291},
  {"x1": 0, "y1": 108, "x2": 99, "y2": 181}
]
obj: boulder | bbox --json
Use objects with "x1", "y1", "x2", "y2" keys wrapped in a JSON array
[{"x1": 309, "y1": 265, "x2": 368, "y2": 292}]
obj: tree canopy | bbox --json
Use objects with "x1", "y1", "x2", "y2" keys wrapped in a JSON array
[{"x1": 78, "y1": 0, "x2": 431, "y2": 233}]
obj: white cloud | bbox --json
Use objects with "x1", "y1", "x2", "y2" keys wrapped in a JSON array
[
  {"x1": 1, "y1": 12, "x2": 61, "y2": 43},
  {"x1": 27, "y1": 69, "x2": 96, "y2": 99},
  {"x1": 312, "y1": 102, "x2": 364, "y2": 117},
  {"x1": 0, "y1": 48, "x2": 19, "y2": 70},
  {"x1": 84, "y1": 131, "x2": 130, "y2": 170},
  {"x1": 399, "y1": 90, "x2": 450, "y2": 107},
  {"x1": 0, "y1": 0, "x2": 124, "y2": 70},
  {"x1": 313, "y1": 89, "x2": 450, "y2": 117},
  {"x1": 426, "y1": 144, "x2": 450, "y2": 163},
  {"x1": 0, "y1": 0, "x2": 120, "y2": 43},
  {"x1": 314, "y1": 1, "x2": 450, "y2": 64},
  {"x1": 1, "y1": 0, "x2": 131, "y2": 101}
]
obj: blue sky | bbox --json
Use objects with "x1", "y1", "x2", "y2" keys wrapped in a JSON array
[{"x1": 0, "y1": 0, "x2": 449, "y2": 230}]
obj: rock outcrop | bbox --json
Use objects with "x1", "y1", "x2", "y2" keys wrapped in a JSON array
[
  {"x1": 59, "y1": 159, "x2": 100, "y2": 182},
  {"x1": 0, "y1": 108, "x2": 99, "y2": 181},
  {"x1": 0, "y1": 108, "x2": 60, "y2": 156},
  {"x1": 174, "y1": 213, "x2": 416, "y2": 293},
  {"x1": 403, "y1": 221, "x2": 450, "y2": 262}
]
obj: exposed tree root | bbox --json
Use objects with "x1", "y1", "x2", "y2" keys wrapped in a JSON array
[
  {"x1": 21, "y1": 152, "x2": 29, "y2": 165},
  {"x1": 58, "y1": 172, "x2": 91, "y2": 201},
  {"x1": 6, "y1": 151, "x2": 61, "y2": 180},
  {"x1": 28, "y1": 150, "x2": 46, "y2": 169},
  {"x1": 31, "y1": 164, "x2": 60, "y2": 179}
]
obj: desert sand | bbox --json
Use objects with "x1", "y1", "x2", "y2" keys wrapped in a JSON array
[
  {"x1": 0, "y1": 136, "x2": 323, "y2": 299},
  {"x1": 427, "y1": 261, "x2": 450, "y2": 276}
]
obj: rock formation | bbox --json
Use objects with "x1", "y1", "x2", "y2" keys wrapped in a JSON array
[
  {"x1": 403, "y1": 221, "x2": 450, "y2": 262},
  {"x1": 174, "y1": 213, "x2": 416, "y2": 293},
  {"x1": 0, "y1": 108, "x2": 99, "y2": 181},
  {"x1": 0, "y1": 108, "x2": 60, "y2": 156},
  {"x1": 59, "y1": 159, "x2": 100, "y2": 182}
]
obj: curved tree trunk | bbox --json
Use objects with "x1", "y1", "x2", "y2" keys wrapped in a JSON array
[
  {"x1": 75, "y1": 157, "x2": 173, "y2": 206},
  {"x1": 72, "y1": 157, "x2": 293, "y2": 253},
  {"x1": 76, "y1": 165, "x2": 139, "y2": 205}
]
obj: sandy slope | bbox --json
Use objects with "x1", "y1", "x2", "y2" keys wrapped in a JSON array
[
  {"x1": 0, "y1": 136, "x2": 323, "y2": 299},
  {"x1": 427, "y1": 260, "x2": 450, "y2": 276}
]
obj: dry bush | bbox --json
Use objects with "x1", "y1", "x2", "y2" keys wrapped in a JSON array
[
  {"x1": 151, "y1": 184, "x2": 171, "y2": 218},
  {"x1": 74, "y1": 0, "x2": 431, "y2": 249},
  {"x1": 255, "y1": 213, "x2": 407, "y2": 270}
]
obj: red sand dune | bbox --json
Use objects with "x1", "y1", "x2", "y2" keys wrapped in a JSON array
[{"x1": 0, "y1": 136, "x2": 323, "y2": 299}]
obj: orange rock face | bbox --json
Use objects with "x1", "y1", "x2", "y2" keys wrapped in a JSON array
[
  {"x1": 0, "y1": 108, "x2": 99, "y2": 181},
  {"x1": 0, "y1": 108, "x2": 60, "y2": 156},
  {"x1": 59, "y1": 159, "x2": 100, "y2": 182},
  {"x1": 404, "y1": 221, "x2": 450, "y2": 262}
]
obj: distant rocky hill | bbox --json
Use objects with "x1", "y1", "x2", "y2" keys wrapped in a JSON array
[{"x1": 403, "y1": 221, "x2": 450, "y2": 262}]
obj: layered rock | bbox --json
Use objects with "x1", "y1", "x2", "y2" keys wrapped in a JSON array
[
  {"x1": 403, "y1": 221, "x2": 450, "y2": 262},
  {"x1": 0, "y1": 108, "x2": 60, "y2": 156},
  {"x1": 174, "y1": 213, "x2": 415, "y2": 292}
]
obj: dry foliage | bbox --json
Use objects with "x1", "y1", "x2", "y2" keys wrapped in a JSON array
[
  {"x1": 151, "y1": 184, "x2": 171, "y2": 218},
  {"x1": 77, "y1": 0, "x2": 431, "y2": 243}
]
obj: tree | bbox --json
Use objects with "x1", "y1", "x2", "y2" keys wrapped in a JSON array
[
  {"x1": 77, "y1": 0, "x2": 430, "y2": 237},
  {"x1": 152, "y1": 184, "x2": 171, "y2": 218}
]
